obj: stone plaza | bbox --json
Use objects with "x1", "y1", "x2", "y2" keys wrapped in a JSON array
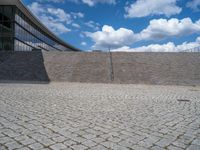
[{"x1": 0, "y1": 83, "x2": 200, "y2": 150}]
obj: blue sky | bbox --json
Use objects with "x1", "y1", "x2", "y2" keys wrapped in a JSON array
[{"x1": 22, "y1": 0, "x2": 200, "y2": 52}]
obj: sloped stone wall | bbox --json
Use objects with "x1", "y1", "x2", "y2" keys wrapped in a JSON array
[{"x1": 0, "y1": 51, "x2": 200, "y2": 85}]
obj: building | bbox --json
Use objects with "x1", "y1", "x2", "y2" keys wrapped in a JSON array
[{"x1": 0, "y1": 0, "x2": 80, "y2": 51}]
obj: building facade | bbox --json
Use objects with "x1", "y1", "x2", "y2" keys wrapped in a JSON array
[{"x1": 0, "y1": 0, "x2": 79, "y2": 51}]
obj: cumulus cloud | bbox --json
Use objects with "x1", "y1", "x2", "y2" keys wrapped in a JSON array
[
  {"x1": 37, "y1": 0, "x2": 65, "y2": 3},
  {"x1": 28, "y1": 2, "x2": 71, "y2": 34},
  {"x1": 67, "y1": 0, "x2": 116, "y2": 6},
  {"x1": 72, "y1": 23, "x2": 81, "y2": 28},
  {"x1": 86, "y1": 18, "x2": 200, "y2": 49},
  {"x1": 111, "y1": 37, "x2": 200, "y2": 52},
  {"x1": 82, "y1": 0, "x2": 116, "y2": 6},
  {"x1": 140, "y1": 18, "x2": 200, "y2": 40},
  {"x1": 85, "y1": 21, "x2": 100, "y2": 30},
  {"x1": 47, "y1": 8, "x2": 72, "y2": 24},
  {"x1": 186, "y1": 0, "x2": 200, "y2": 11},
  {"x1": 125, "y1": 0, "x2": 181, "y2": 18},
  {"x1": 81, "y1": 42, "x2": 87, "y2": 46},
  {"x1": 71, "y1": 12, "x2": 84, "y2": 19},
  {"x1": 28, "y1": 2, "x2": 84, "y2": 35},
  {"x1": 85, "y1": 25, "x2": 136, "y2": 49}
]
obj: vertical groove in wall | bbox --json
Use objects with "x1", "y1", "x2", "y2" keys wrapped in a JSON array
[{"x1": 108, "y1": 50, "x2": 114, "y2": 82}]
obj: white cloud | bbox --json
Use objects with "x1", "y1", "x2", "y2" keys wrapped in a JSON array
[
  {"x1": 125, "y1": 0, "x2": 181, "y2": 18},
  {"x1": 111, "y1": 37, "x2": 200, "y2": 52},
  {"x1": 37, "y1": 0, "x2": 65, "y2": 3},
  {"x1": 67, "y1": 0, "x2": 116, "y2": 6},
  {"x1": 81, "y1": 42, "x2": 87, "y2": 46},
  {"x1": 186, "y1": 0, "x2": 200, "y2": 11},
  {"x1": 140, "y1": 18, "x2": 200, "y2": 40},
  {"x1": 72, "y1": 23, "x2": 81, "y2": 28},
  {"x1": 85, "y1": 21, "x2": 100, "y2": 30},
  {"x1": 82, "y1": 0, "x2": 116, "y2": 6},
  {"x1": 47, "y1": 8, "x2": 72, "y2": 24},
  {"x1": 86, "y1": 18, "x2": 200, "y2": 50},
  {"x1": 80, "y1": 32, "x2": 85, "y2": 38},
  {"x1": 71, "y1": 12, "x2": 84, "y2": 19},
  {"x1": 28, "y1": 2, "x2": 71, "y2": 35},
  {"x1": 85, "y1": 25, "x2": 136, "y2": 49},
  {"x1": 28, "y1": 2, "x2": 45, "y2": 14},
  {"x1": 39, "y1": 15, "x2": 71, "y2": 34}
]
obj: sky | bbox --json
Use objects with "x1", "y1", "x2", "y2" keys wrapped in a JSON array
[{"x1": 22, "y1": 0, "x2": 200, "y2": 52}]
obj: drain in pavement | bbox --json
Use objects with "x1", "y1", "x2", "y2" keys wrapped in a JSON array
[{"x1": 177, "y1": 99, "x2": 191, "y2": 102}]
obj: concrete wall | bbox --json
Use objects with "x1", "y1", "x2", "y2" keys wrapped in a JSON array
[{"x1": 0, "y1": 51, "x2": 200, "y2": 85}]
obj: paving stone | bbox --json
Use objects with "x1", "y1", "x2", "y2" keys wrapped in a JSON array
[
  {"x1": 172, "y1": 141, "x2": 188, "y2": 149},
  {"x1": 108, "y1": 137, "x2": 121, "y2": 143},
  {"x1": 91, "y1": 137, "x2": 105, "y2": 143},
  {"x1": 138, "y1": 140, "x2": 153, "y2": 148},
  {"x1": 167, "y1": 145, "x2": 183, "y2": 150},
  {"x1": 0, "y1": 137, "x2": 14, "y2": 144},
  {"x1": 5, "y1": 141, "x2": 22, "y2": 150},
  {"x1": 131, "y1": 144, "x2": 149, "y2": 150},
  {"x1": 150, "y1": 145, "x2": 164, "y2": 150},
  {"x1": 70, "y1": 144, "x2": 87, "y2": 150},
  {"x1": 82, "y1": 134, "x2": 96, "y2": 139},
  {"x1": 28, "y1": 143, "x2": 44, "y2": 150},
  {"x1": 20, "y1": 138, "x2": 35, "y2": 145},
  {"x1": 52, "y1": 136, "x2": 66, "y2": 143},
  {"x1": 0, "y1": 144, "x2": 7, "y2": 150},
  {"x1": 118, "y1": 139, "x2": 134, "y2": 148},
  {"x1": 64, "y1": 140, "x2": 77, "y2": 146},
  {"x1": 15, "y1": 135, "x2": 30, "y2": 141},
  {"x1": 82, "y1": 140, "x2": 97, "y2": 147},
  {"x1": 187, "y1": 144, "x2": 200, "y2": 150},
  {"x1": 39, "y1": 138, "x2": 55, "y2": 147},
  {"x1": 89, "y1": 145, "x2": 107, "y2": 150},
  {"x1": 155, "y1": 138, "x2": 174, "y2": 147},
  {"x1": 0, "y1": 83, "x2": 200, "y2": 150},
  {"x1": 16, "y1": 147, "x2": 31, "y2": 150},
  {"x1": 50, "y1": 143, "x2": 67, "y2": 150},
  {"x1": 191, "y1": 139, "x2": 200, "y2": 146}
]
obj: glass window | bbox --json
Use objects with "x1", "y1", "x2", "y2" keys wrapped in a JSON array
[
  {"x1": 0, "y1": 7, "x2": 3, "y2": 21},
  {"x1": 13, "y1": 8, "x2": 72, "y2": 51},
  {"x1": 2, "y1": 22, "x2": 12, "y2": 33},
  {"x1": 3, "y1": 37, "x2": 12, "y2": 51},
  {"x1": 14, "y1": 40, "x2": 19, "y2": 51},
  {"x1": 0, "y1": 37, "x2": 3, "y2": 51},
  {"x1": 3, "y1": 6, "x2": 12, "y2": 21},
  {"x1": 0, "y1": 22, "x2": 2, "y2": 34}
]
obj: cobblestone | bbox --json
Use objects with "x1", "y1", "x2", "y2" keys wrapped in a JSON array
[
  {"x1": 50, "y1": 143, "x2": 67, "y2": 150},
  {"x1": 0, "y1": 83, "x2": 200, "y2": 150}
]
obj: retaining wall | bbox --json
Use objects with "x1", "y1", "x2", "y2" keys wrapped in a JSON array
[{"x1": 0, "y1": 51, "x2": 200, "y2": 85}]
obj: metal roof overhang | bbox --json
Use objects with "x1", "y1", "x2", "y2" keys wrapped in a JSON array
[{"x1": 0, "y1": 0, "x2": 80, "y2": 51}]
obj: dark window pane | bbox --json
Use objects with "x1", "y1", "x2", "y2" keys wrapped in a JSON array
[
  {"x1": 3, "y1": 37, "x2": 12, "y2": 51},
  {"x1": 3, "y1": 22, "x2": 11, "y2": 30},
  {"x1": 0, "y1": 22, "x2": 2, "y2": 33},
  {"x1": 3, "y1": 6, "x2": 12, "y2": 21},
  {"x1": 0, "y1": 6, "x2": 3, "y2": 21},
  {"x1": 0, "y1": 37, "x2": 3, "y2": 50}
]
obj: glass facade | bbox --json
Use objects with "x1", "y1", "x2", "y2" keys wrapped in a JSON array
[
  {"x1": 0, "y1": 6, "x2": 14, "y2": 51},
  {"x1": 0, "y1": 5, "x2": 75, "y2": 51}
]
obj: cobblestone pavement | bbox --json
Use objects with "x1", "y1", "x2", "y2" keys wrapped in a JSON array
[{"x1": 0, "y1": 83, "x2": 200, "y2": 150}]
